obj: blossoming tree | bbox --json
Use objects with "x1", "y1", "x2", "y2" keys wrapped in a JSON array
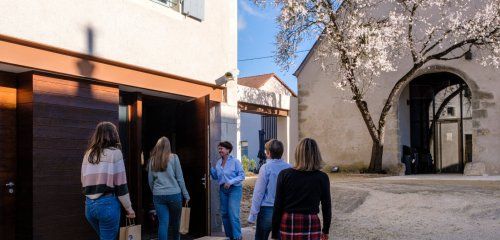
[{"x1": 255, "y1": 0, "x2": 500, "y2": 172}]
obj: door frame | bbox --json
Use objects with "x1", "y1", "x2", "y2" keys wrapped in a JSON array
[{"x1": 119, "y1": 91, "x2": 211, "y2": 236}]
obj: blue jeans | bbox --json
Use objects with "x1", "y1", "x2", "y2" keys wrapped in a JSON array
[
  {"x1": 85, "y1": 195, "x2": 121, "y2": 240},
  {"x1": 153, "y1": 193, "x2": 182, "y2": 240},
  {"x1": 255, "y1": 206, "x2": 274, "y2": 240},
  {"x1": 219, "y1": 185, "x2": 242, "y2": 239}
]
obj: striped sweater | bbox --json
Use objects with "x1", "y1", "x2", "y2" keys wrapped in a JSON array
[{"x1": 81, "y1": 148, "x2": 132, "y2": 211}]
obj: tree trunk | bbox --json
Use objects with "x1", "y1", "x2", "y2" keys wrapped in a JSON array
[
  {"x1": 368, "y1": 141, "x2": 384, "y2": 172},
  {"x1": 367, "y1": 64, "x2": 422, "y2": 172}
]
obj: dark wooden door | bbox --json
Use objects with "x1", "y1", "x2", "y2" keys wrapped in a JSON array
[
  {"x1": 176, "y1": 95, "x2": 209, "y2": 237},
  {"x1": 119, "y1": 92, "x2": 144, "y2": 224},
  {"x1": 0, "y1": 73, "x2": 17, "y2": 239}
]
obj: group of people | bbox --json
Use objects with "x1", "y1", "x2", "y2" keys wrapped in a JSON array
[
  {"x1": 81, "y1": 122, "x2": 190, "y2": 240},
  {"x1": 212, "y1": 139, "x2": 331, "y2": 240},
  {"x1": 81, "y1": 121, "x2": 331, "y2": 240}
]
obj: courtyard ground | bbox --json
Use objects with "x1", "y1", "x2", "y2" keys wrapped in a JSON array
[{"x1": 239, "y1": 174, "x2": 500, "y2": 240}]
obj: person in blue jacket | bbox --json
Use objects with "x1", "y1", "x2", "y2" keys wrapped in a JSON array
[
  {"x1": 248, "y1": 139, "x2": 291, "y2": 240},
  {"x1": 210, "y1": 141, "x2": 245, "y2": 240}
]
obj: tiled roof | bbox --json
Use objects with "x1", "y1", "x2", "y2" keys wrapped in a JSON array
[{"x1": 238, "y1": 73, "x2": 275, "y2": 89}]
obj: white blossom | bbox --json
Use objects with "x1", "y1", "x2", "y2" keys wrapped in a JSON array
[{"x1": 254, "y1": 0, "x2": 500, "y2": 93}]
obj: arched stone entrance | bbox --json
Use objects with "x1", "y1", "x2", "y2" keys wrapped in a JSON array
[{"x1": 398, "y1": 71, "x2": 473, "y2": 174}]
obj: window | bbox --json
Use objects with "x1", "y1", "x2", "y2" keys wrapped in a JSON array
[
  {"x1": 152, "y1": 0, "x2": 181, "y2": 12},
  {"x1": 241, "y1": 141, "x2": 249, "y2": 158},
  {"x1": 447, "y1": 107, "x2": 455, "y2": 116},
  {"x1": 151, "y1": 0, "x2": 205, "y2": 21},
  {"x1": 261, "y1": 116, "x2": 277, "y2": 140}
]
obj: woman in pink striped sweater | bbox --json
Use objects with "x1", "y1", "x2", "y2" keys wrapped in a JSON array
[{"x1": 81, "y1": 122, "x2": 135, "y2": 240}]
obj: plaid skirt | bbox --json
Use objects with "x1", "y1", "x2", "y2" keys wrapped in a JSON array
[{"x1": 280, "y1": 212, "x2": 322, "y2": 240}]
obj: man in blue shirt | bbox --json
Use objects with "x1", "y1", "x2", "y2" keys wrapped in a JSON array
[{"x1": 248, "y1": 139, "x2": 291, "y2": 240}]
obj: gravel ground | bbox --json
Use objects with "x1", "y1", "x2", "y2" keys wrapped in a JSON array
[
  {"x1": 239, "y1": 174, "x2": 500, "y2": 240},
  {"x1": 241, "y1": 176, "x2": 257, "y2": 228}
]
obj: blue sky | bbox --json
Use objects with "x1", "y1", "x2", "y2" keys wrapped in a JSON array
[{"x1": 237, "y1": 0, "x2": 317, "y2": 93}]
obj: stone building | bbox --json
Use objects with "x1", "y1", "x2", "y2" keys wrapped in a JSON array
[
  {"x1": 294, "y1": 18, "x2": 499, "y2": 175},
  {"x1": 0, "y1": 0, "x2": 238, "y2": 239}
]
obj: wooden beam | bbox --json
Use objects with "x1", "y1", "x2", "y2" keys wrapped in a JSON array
[{"x1": 238, "y1": 102, "x2": 288, "y2": 117}]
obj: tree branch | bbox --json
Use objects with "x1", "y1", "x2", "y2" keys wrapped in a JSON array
[
  {"x1": 421, "y1": 29, "x2": 452, "y2": 56},
  {"x1": 377, "y1": 62, "x2": 423, "y2": 137},
  {"x1": 428, "y1": 85, "x2": 467, "y2": 148},
  {"x1": 407, "y1": 3, "x2": 419, "y2": 63}
]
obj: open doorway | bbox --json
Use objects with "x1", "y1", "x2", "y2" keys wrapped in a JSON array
[
  {"x1": 119, "y1": 92, "x2": 209, "y2": 238},
  {"x1": 398, "y1": 72, "x2": 472, "y2": 174},
  {"x1": 239, "y1": 112, "x2": 279, "y2": 173}
]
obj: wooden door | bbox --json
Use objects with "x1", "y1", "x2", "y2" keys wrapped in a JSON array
[
  {"x1": 176, "y1": 95, "x2": 209, "y2": 237},
  {"x1": 0, "y1": 73, "x2": 17, "y2": 239},
  {"x1": 119, "y1": 92, "x2": 143, "y2": 224}
]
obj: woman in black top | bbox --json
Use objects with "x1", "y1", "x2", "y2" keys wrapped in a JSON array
[{"x1": 271, "y1": 138, "x2": 331, "y2": 240}]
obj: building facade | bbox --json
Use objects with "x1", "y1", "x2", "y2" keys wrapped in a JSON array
[
  {"x1": 237, "y1": 73, "x2": 298, "y2": 165},
  {"x1": 295, "y1": 40, "x2": 499, "y2": 175},
  {"x1": 295, "y1": 44, "x2": 500, "y2": 175},
  {"x1": 0, "y1": 0, "x2": 238, "y2": 239}
]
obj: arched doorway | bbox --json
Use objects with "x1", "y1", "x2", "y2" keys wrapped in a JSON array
[{"x1": 398, "y1": 72, "x2": 472, "y2": 174}]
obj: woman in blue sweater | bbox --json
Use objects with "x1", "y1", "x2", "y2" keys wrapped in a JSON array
[{"x1": 148, "y1": 137, "x2": 190, "y2": 240}]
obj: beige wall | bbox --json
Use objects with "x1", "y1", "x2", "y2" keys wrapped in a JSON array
[
  {"x1": 0, "y1": 0, "x2": 237, "y2": 84},
  {"x1": 237, "y1": 85, "x2": 292, "y2": 109},
  {"x1": 278, "y1": 96, "x2": 299, "y2": 164},
  {"x1": 261, "y1": 77, "x2": 292, "y2": 96},
  {"x1": 297, "y1": 49, "x2": 500, "y2": 174}
]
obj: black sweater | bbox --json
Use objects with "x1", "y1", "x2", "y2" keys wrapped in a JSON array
[{"x1": 271, "y1": 168, "x2": 332, "y2": 239}]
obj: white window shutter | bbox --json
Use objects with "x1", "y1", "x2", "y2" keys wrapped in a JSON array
[{"x1": 183, "y1": 0, "x2": 205, "y2": 21}]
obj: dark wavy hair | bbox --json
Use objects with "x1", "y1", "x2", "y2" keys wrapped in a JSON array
[
  {"x1": 86, "y1": 122, "x2": 121, "y2": 164},
  {"x1": 218, "y1": 141, "x2": 233, "y2": 153}
]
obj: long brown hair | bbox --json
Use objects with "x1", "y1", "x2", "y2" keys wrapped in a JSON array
[
  {"x1": 87, "y1": 122, "x2": 121, "y2": 164},
  {"x1": 150, "y1": 137, "x2": 172, "y2": 172},
  {"x1": 294, "y1": 138, "x2": 324, "y2": 171}
]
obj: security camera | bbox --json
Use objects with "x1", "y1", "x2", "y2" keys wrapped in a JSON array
[{"x1": 225, "y1": 72, "x2": 234, "y2": 81}]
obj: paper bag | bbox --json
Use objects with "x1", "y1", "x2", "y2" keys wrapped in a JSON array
[
  {"x1": 119, "y1": 218, "x2": 141, "y2": 240},
  {"x1": 179, "y1": 203, "x2": 191, "y2": 234}
]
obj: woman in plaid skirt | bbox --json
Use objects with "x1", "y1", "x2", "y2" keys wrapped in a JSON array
[{"x1": 271, "y1": 138, "x2": 331, "y2": 240}]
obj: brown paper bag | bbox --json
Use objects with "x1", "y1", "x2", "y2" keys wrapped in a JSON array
[
  {"x1": 119, "y1": 218, "x2": 141, "y2": 240},
  {"x1": 179, "y1": 203, "x2": 190, "y2": 235}
]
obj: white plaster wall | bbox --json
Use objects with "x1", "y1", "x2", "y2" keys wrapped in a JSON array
[
  {"x1": 237, "y1": 85, "x2": 291, "y2": 110},
  {"x1": 398, "y1": 86, "x2": 411, "y2": 148},
  {"x1": 297, "y1": 48, "x2": 500, "y2": 174},
  {"x1": 278, "y1": 96, "x2": 299, "y2": 164},
  {"x1": 261, "y1": 77, "x2": 292, "y2": 96},
  {"x1": 0, "y1": 0, "x2": 237, "y2": 84},
  {"x1": 210, "y1": 78, "x2": 239, "y2": 233},
  {"x1": 209, "y1": 102, "x2": 222, "y2": 233},
  {"x1": 239, "y1": 112, "x2": 261, "y2": 162}
]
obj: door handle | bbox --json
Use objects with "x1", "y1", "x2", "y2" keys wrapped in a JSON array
[
  {"x1": 5, "y1": 181, "x2": 15, "y2": 194},
  {"x1": 201, "y1": 174, "x2": 206, "y2": 189}
]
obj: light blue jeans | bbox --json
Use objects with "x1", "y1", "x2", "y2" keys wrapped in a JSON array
[
  {"x1": 255, "y1": 206, "x2": 274, "y2": 240},
  {"x1": 85, "y1": 195, "x2": 121, "y2": 240},
  {"x1": 153, "y1": 193, "x2": 183, "y2": 240},
  {"x1": 219, "y1": 185, "x2": 243, "y2": 239}
]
